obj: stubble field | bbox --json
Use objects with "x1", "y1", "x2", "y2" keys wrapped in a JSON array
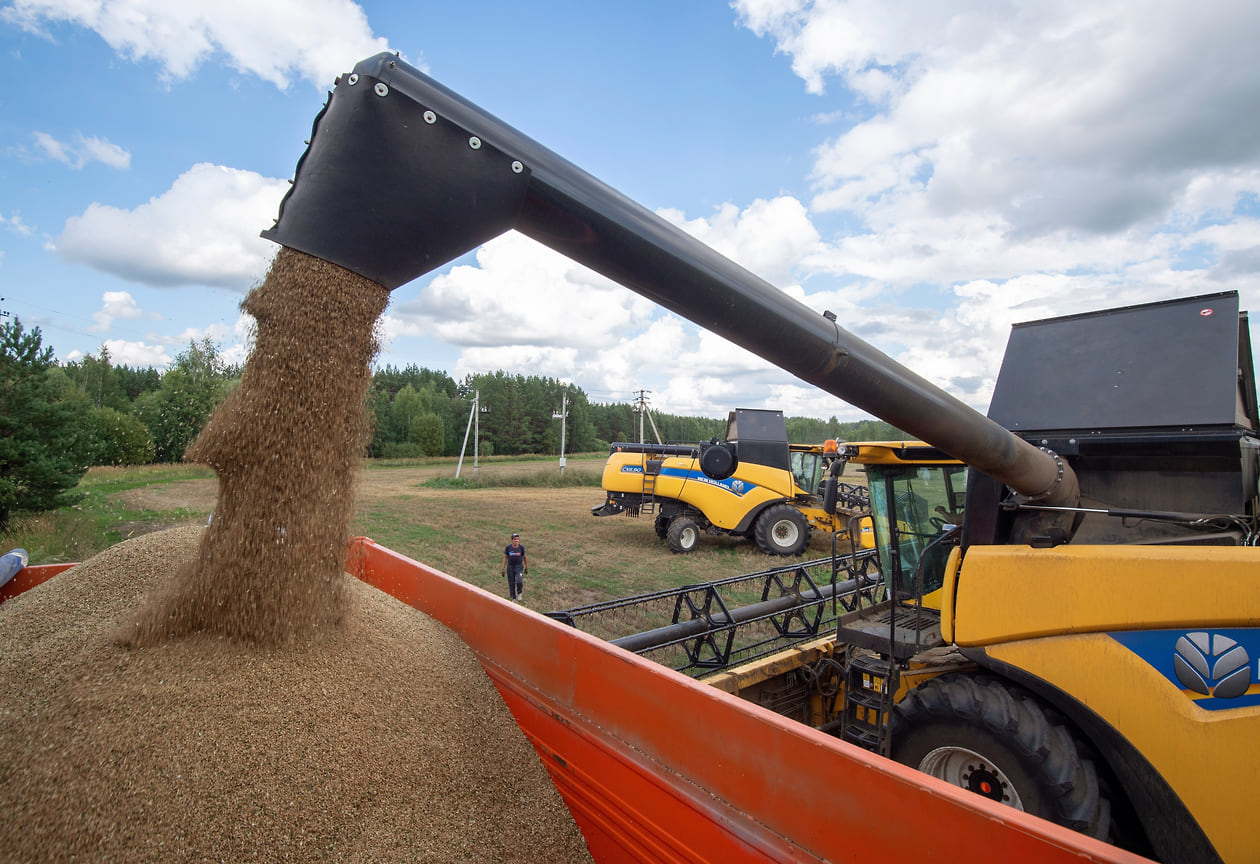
[{"x1": 99, "y1": 455, "x2": 862, "y2": 613}]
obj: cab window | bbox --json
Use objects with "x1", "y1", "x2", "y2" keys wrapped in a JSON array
[
  {"x1": 867, "y1": 464, "x2": 967, "y2": 596},
  {"x1": 789, "y1": 450, "x2": 823, "y2": 494}
]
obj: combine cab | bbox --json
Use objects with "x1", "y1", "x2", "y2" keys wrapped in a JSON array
[{"x1": 593, "y1": 408, "x2": 870, "y2": 554}]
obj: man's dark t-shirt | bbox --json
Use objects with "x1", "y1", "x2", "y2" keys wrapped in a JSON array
[{"x1": 504, "y1": 544, "x2": 526, "y2": 573}]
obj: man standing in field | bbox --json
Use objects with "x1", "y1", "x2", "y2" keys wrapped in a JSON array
[{"x1": 502, "y1": 532, "x2": 528, "y2": 602}]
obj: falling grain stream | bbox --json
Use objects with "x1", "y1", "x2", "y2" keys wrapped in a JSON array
[{"x1": 0, "y1": 249, "x2": 593, "y2": 862}]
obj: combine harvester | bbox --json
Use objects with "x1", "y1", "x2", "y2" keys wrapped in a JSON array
[
  {"x1": 258, "y1": 53, "x2": 1256, "y2": 864},
  {"x1": 592, "y1": 407, "x2": 872, "y2": 555},
  {"x1": 13, "y1": 52, "x2": 1256, "y2": 862}
]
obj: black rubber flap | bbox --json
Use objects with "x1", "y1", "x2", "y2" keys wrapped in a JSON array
[
  {"x1": 262, "y1": 58, "x2": 530, "y2": 290},
  {"x1": 989, "y1": 292, "x2": 1243, "y2": 433}
]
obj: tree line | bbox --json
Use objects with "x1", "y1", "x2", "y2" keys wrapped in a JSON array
[{"x1": 2, "y1": 319, "x2": 902, "y2": 529}]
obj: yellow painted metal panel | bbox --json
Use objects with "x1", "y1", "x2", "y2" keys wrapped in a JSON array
[
  {"x1": 954, "y1": 545, "x2": 1260, "y2": 643},
  {"x1": 987, "y1": 634, "x2": 1258, "y2": 864},
  {"x1": 939, "y1": 544, "x2": 963, "y2": 642}
]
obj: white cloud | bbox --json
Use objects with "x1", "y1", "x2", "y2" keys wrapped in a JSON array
[
  {"x1": 388, "y1": 231, "x2": 658, "y2": 351},
  {"x1": 98, "y1": 338, "x2": 171, "y2": 368},
  {"x1": 378, "y1": 198, "x2": 850, "y2": 416},
  {"x1": 708, "y1": 0, "x2": 1260, "y2": 418},
  {"x1": 152, "y1": 321, "x2": 235, "y2": 348},
  {"x1": 51, "y1": 162, "x2": 286, "y2": 290},
  {"x1": 2, "y1": 0, "x2": 402, "y2": 89},
  {"x1": 737, "y1": 1, "x2": 1260, "y2": 241},
  {"x1": 0, "y1": 211, "x2": 34, "y2": 236},
  {"x1": 88, "y1": 290, "x2": 143, "y2": 332},
  {"x1": 33, "y1": 131, "x2": 130, "y2": 169},
  {"x1": 657, "y1": 196, "x2": 821, "y2": 287}
]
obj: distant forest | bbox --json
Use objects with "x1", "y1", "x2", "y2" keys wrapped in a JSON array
[{"x1": 56, "y1": 343, "x2": 905, "y2": 465}]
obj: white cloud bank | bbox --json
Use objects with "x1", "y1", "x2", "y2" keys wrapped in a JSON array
[
  {"x1": 391, "y1": 2, "x2": 1260, "y2": 420},
  {"x1": 51, "y1": 163, "x2": 287, "y2": 290},
  {"x1": 723, "y1": 0, "x2": 1260, "y2": 415},
  {"x1": 2, "y1": 0, "x2": 399, "y2": 88}
]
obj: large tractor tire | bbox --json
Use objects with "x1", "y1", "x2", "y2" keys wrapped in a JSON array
[
  {"x1": 892, "y1": 675, "x2": 1110, "y2": 841},
  {"x1": 654, "y1": 513, "x2": 671, "y2": 540},
  {"x1": 666, "y1": 517, "x2": 700, "y2": 554},
  {"x1": 754, "y1": 504, "x2": 810, "y2": 556}
]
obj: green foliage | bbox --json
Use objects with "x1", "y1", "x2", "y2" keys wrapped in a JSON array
[
  {"x1": 7, "y1": 463, "x2": 216, "y2": 563},
  {"x1": 367, "y1": 366, "x2": 463, "y2": 458},
  {"x1": 0, "y1": 319, "x2": 93, "y2": 531},
  {"x1": 84, "y1": 407, "x2": 156, "y2": 465},
  {"x1": 132, "y1": 339, "x2": 235, "y2": 462},
  {"x1": 50, "y1": 342, "x2": 903, "y2": 472},
  {"x1": 457, "y1": 372, "x2": 598, "y2": 457},
  {"x1": 785, "y1": 416, "x2": 905, "y2": 444}
]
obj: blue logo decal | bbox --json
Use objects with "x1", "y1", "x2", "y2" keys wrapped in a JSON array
[
  {"x1": 658, "y1": 467, "x2": 756, "y2": 497},
  {"x1": 1111, "y1": 628, "x2": 1260, "y2": 711}
]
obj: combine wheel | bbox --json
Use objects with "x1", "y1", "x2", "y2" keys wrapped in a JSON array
[
  {"x1": 666, "y1": 517, "x2": 700, "y2": 554},
  {"x1": 654, "y1": 513, "x2": 671, "y2": 540},
  {"x1": 892, "y1": 675, "x2": 1110, "y2": 841},
  {"x1": 754, "y1": 505, "x2": 810, "y2": 556}
]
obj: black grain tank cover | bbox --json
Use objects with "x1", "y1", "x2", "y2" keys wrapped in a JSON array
[
  {"x1": 988, "y1": 292, "x2": 1258, "y2": 437},
  {"x1": 725, "y1": 408, "x2": 790, "y2": 472}
]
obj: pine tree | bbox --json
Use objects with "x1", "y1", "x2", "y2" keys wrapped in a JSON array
[{"x1": 0, "y1": 319, "x2": 92, "y2": 531}]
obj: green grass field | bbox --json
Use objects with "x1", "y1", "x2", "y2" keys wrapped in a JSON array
[{"x1": 8, "y1": 455, "x2": 858, "y2": 613}]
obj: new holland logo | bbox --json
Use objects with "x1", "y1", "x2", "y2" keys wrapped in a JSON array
[{"x1": 1173, "y1": 632, "x2": 1252, "y2": 699}]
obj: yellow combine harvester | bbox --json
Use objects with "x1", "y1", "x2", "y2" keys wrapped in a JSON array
[
  {"x1": 261, "y1": 52, "x2": 1257, "y2": 862},
  {"x1": 592, "y1": 408, "x2": 871, "y2": 554}
]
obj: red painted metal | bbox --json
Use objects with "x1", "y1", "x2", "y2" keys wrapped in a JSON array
[
  {"x1": 347, "y1": 537, "x2": 1149, "y2": 864},
  {"x1": 0, "y1": 562, "x2": 76, "y2": 604},
  {"x1": 5, "y1": 545, "x2": 1150, "y2": 863}
]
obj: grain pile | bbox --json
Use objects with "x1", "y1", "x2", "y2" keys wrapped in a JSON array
[
  {"x1": 0, "y1": 248, "x2": 594, "y2": 861},
  {"x1": 0, "y1": 526, "x2": 593, "y2": 862}
]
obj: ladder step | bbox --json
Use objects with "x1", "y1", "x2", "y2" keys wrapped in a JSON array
[{"x1": 842, "y1": 725, "x2": 883, "y2": 749}]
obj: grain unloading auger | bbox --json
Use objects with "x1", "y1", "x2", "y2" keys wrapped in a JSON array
[
  {"x1": 263, "y1": 53, "x2": 1260, "y2": 864},
  {"x1": 262, "y1": 53, "x2": 1077, "y2": 543}
]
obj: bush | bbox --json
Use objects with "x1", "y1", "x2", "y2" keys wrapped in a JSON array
[
  {"x1": 380, "y1": 441, "x2": 425, "y2": 459},
  {"x1": 87, "y1": 407, "x2": 156, "y2": 465}
]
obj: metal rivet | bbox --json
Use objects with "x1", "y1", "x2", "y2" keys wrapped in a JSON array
[
  {"x1": 423, "y1": 110, "x2": 437, "y2": 124},
  {"x1": 374, "y1": 83, "x2": 389, "y2": 97},
  {"x1": 469, "y1": 136, "x2": 482, "y2": 150},
  {"x1": 511, "y1": 160, "x2": 524, "y2": 174},
  {"x1": 347, "y1": 74, "x2": 359, "y2": 86}
]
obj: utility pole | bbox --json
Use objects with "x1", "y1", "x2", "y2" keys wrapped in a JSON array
[
  {"x1": 632, "y1": 389, "x2": 663, "y2": 444},
  {"x1": 456, "y1": 390, "x2": 489, "y2": 479},
  {"x1": 633, "y1": 389, "x2": 649, "y2": 444},
  {"x1": 552, "y1": 385, "x2": 568, "y2": 474}
]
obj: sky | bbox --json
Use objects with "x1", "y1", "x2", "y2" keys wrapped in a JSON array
[{"x1": 4, "y1": 1, "x2": 1260, "y2": 422}]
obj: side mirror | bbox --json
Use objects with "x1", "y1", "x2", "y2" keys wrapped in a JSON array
[{"x1": 821, "y1": 477, "x2": 838, "y2": 514}]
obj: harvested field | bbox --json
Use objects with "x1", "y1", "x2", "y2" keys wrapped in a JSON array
[{"x1": 0, "y1": 526, "x2": 594, "y2": 862}]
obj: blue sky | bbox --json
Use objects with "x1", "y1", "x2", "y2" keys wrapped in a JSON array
[{"x1": 4, "y1": 1, "x2": 1260, "y2": 420}]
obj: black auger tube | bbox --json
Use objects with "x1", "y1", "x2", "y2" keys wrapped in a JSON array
[{"x1": 263, "y1": 52, "x2": 1076, "y2": 507}]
